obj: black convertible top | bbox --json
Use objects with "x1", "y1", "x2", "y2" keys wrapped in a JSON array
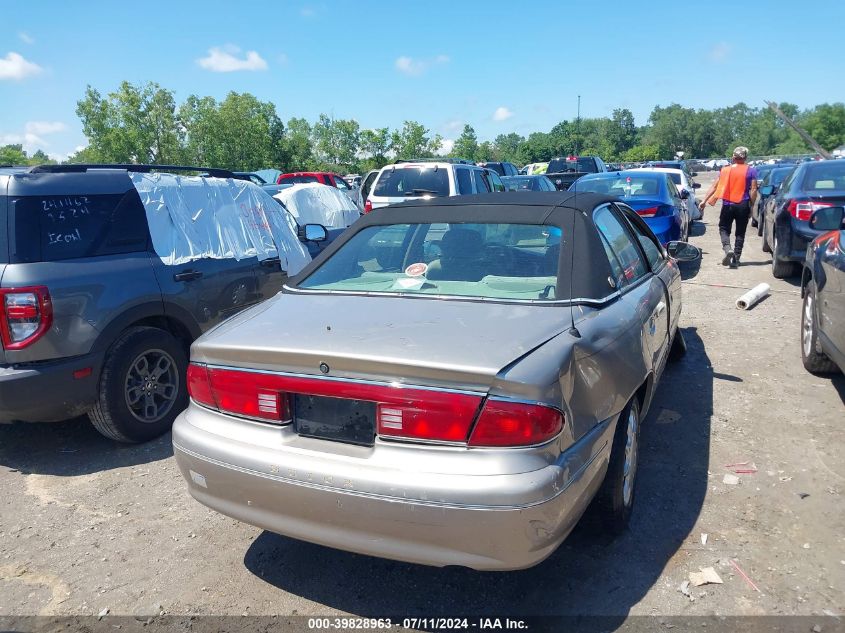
[{"x1": 289, "y1": 192, "x2": 637, "y2": 303}]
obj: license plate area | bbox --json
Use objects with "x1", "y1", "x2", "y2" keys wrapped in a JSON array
[{"x1": 293, "y1": 394, "x2": 376, "y2": 446}]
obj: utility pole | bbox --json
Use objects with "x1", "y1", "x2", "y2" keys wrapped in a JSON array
[
  {"x1": 765, "y1": 101, "x2": 831, "y2": 159},
  {"x1": 575, "y1": 95, "x2": 581, "y2": 156}
]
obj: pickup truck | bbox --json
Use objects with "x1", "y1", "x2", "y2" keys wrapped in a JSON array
[{"x1": 544, "y1": 155, "x2": 608, "y2": 190}]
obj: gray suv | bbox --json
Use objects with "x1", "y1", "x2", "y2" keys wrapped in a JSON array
[{"x1": 0, "y1": 164, "x2": 317, "y2": 442}]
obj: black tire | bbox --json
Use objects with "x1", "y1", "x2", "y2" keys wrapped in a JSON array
[
  {"x1": 668, "y1": 328, "x2": 687, "y2": 362},
  {"x1": 89, "y1": 326, "x2": 188, "y2": 443},
  {"x1": 757, "y1": 215, "x2": 764, "y2": 237},
  {"x1": 762, "y1": 222, "x2": 772, "y2": 253},
  {"x1": 771, "y1": 233, "x2": 796, "y2": 279},
  {"x1": 751, "y1": 218, "x2": 758, "y2": 228},
  {"x1": 595, "y1": 398, "x2": 641, "y2": 534},
  {"x1": 801, "y1": 281, "x2": 839, "y2": 375}
]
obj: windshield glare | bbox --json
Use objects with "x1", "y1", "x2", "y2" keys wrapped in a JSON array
[{"x1": 297, "y1": 222, "x2": 563, "y2": 301}]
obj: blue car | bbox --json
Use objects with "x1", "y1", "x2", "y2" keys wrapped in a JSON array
[{"x1": 571, "y1": 171, "x2": 690, "y2": 244}]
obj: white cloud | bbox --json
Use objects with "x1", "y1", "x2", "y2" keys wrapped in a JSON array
[
  {"x1": 18, "y1": 32, "x2": 35, "y2": 45},
  {"x1": 708, "y1": 41, "x2": 731, "y2": 63},
  {"x1": 442, "y1": 120, "x2": 464, "y2": 134},
  {"x1": 492, "y1": 106, "x2": 514, "y2": 122},
  {"x1": 437, "y1": 139, "x2": 455, "y2": 156},
  {"x1": 0, "y1": 52, "x2": 43, "y2": 80},
  {"x1": 25, "y1": 121, "x2": 66, "y2": 135},
  {"x1": 197, "y1": 45, "x2": 268, "y2": 72},
  {"x1": 395, "y1": 54, "x2": 449, "y2": 76},
  {"x1": 0, "y1": 120, "x2": 67, "y2": 155}
]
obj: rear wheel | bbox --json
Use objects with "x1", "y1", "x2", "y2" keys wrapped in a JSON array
[
  {"x1": 771, "y1": 233, "x2": 797, "y2": 279},
  {"x1": 757, "y1": 213, "x2": 764, "y2": 237},
  {"x1": 762, "y1": 220, "x2": 772, "y2": 253},
  {"x1": 595, "y1": 398, "x2": 641, "y2": 534},
  {"x1": 89, "y1": 327, "x2": 188, "y2": 443},
  {"x1": 801, "y1": 282, "x2": 839, "y2": 374}
]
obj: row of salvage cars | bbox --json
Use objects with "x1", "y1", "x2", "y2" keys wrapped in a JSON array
[
  {"x1": 0, "y1": 163, "x2": 704, "y2": 570},
  {"x1": 751, "y1": 159, "x2": 845, "y2": 375}
]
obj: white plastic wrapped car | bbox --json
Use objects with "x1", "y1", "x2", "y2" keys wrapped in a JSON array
[{"x1": 273, "y1": 182, "x2": 361, "y2": 230}]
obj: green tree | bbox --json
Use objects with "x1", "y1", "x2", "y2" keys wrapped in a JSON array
[
  {"x1": 76, "y1": 81, "x2": 184, "y2": 163},
  {"x1": 0, "y1": 144, "x2": 29, "y2": 165},
  {"x1": 180, "y1": 92, "x2": 284, "y2": 170},
  {"x1": 802, "y1": 103, "x2": 845, "y2": 151},
  {"x1": 606, "y1": 109, "x2": 637, "y2": 159},
  {"x1": 622, "y1": 144, "x2": 662, "y2": 162},
  {"x1": 476, "y1": 141, "x2": 494, "y2": 162},
  {"x1": 391, "y1": 121, "x2": 440, "y2": 159},
  {"x1": 359, "y1": 127, "x2": 391, "y2": 168},
  {"x1": 280, "y1": 117, "x2": 314, "y2": 171},
  {"x1": 311, "y1": 114, "x2": 360, "y2": 171},
  {"x1": 451, "y1": 125, "x2": 478, "y2": 160},
  {"x1": 493, "y1": 133, "x2": 525, "y2": 164}
]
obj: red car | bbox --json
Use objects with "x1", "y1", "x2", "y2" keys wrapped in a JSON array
[{"x1": 276, "y1": 171, "x2": 354, "y2": 195}]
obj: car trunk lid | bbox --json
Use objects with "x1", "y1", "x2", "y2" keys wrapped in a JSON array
[{"x1": 192, "y1": 292, "x2": 570, "y2": 392}]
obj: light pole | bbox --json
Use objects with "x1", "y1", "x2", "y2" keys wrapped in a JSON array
[{"x1": 575, "y1": 95, "x2": 581, "y2": 156}]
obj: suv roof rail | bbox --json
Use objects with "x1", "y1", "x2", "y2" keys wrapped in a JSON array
[
  {"x1": 28, "y1": 164, "x2": 238, "y2": 178},
  {"x1": 394, "y1": 158, "x2": 476, "y2": 165}
]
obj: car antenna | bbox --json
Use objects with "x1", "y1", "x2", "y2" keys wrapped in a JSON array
[{"x1": 567, "y1": 194, "x2": 581, "y2": 338}]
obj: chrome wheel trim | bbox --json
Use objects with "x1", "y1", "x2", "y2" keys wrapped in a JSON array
[
  {"x1": 622, "y1": 407, "x2": 639, "y2": 507},
  {"x1": 803, "y1": 292, "x2": 815, "y2": 357},
  {"x1": 124, "y1": 349, "x2": 179, "y2": 424}
]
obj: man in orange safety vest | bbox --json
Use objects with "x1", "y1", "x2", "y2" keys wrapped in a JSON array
[{"x1": 700, "y1": 146, "x2": 758, "y2": 268}]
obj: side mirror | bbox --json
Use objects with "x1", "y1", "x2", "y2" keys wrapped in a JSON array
[
  {"x1": 692, "y1": 182, "x2": 701, "y2": 189},
  {"x1": 759, "y1": 185, "x2": 774, "y2": 196},
  {"x1": 679, "y1": 189, "x2": 690, "y2": 200},
  {"x1": 298, "y1": 223, "x2": 328, "y2": 242},
  {"x1": 691, "y1": 171, "x2": 699, "y2": 176},
  {"x1": 808, "y1": 206, "x2": 844, "y2": 231},
  {"x1": 666, "y1": 241, "x2": 702, "y2": 262}
]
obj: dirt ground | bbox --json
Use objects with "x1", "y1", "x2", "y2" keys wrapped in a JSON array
[{"x1": 1, "y1": 171, "x2": 843, "y2": 626}]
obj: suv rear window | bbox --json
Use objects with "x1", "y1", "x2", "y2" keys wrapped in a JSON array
[
  {"x1": 281, "y1": 175, "x2": 320, "y2": 184},
  {"x1": 9, "y1": 192, "x2": 149, "y2": 263},
  {"x1": 801, "y1": 162, "x2": 845, "y2": 191},
  {"x1": 373, "y1": 167, "x2": 450, "y2": 198}
]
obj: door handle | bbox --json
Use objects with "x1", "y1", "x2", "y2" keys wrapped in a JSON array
[
  {"x1": 260, "y1": 257, "x2": 282, "y2": 268},
  {"x1": 655, "y1": 301, "x2": 667, "y2": 317},
  {"x1": 173, "y1": 270, "x2": 203, "y2": 282}
]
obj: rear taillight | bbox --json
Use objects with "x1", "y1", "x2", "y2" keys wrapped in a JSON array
[
  {"x1": 787, "y1": 199, "x2": 834, "y2": 222},
  {"x1": 364, "y1": 199, "x2": 373, "y2": 213},
  {"x1": 186, "y1": 364, "x2": 216, "y2": 409},
  {"x1": 376, "y1": 391, "x2": 482, "y2": 443},
  {"x1": 469, "y1": 399, "x2": 563, "y2": 447},
  {"x1": 0, "y1": 286, "x2": 53, "y2": 350},
  {"x1": 636, "y1": 206, "x2": 659, "y2": 218}
]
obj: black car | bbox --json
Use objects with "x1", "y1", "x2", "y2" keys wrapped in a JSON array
[
  {"x1": 762, "y1": 159, "x2": 845, "y2": 278},
  {"x1": 800, "y1": 206, "x2": 845, "y2": 374},
  {"x1": 478, "y1": 161, "x2": 519, "y2": 177},
  {"x1": 754, "y1": 165, "x2": 794, "y2": 236}
]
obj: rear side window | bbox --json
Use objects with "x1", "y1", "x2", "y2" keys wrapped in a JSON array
[
  {"x1": 9, "y1": 192, "x2": 149, "y2": 263},
  {"x1": 373, "y1": 167, "x2": 450, "y2": 197},
  {"x1": 455, "y1": 168, "x2": 473, "y2": 194},
  {"x1": 473, "y1": 170, "x2": 491, "y2": 193},
  {"x1": 593, "y1": 205, "x2": 647, "y2": 284}
]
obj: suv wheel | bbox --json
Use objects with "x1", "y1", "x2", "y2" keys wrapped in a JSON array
[
  {"x1": 801, "y1": 281, "x2": 839, "y2": 374},
  {"x1": 89, "y1": 327, "x2": 188, "y2": 443},
  {"x1": 771, "y1": 233, "x2": 796, "y2": 279},
  {"x1": 595, "y1": 397, "x2": 641, "y2": 534}
]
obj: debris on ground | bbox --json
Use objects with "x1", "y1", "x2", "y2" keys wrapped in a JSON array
[
  {"x1": 701, "y1": 533, "x2": 708, "y2": 545},
  {"x1": 689, "y1": 567, "x2": 723, "y2": 587},
  {"x1": 729, "y1": 559, "x2": 761, "y2": 593},
  {"x1": 98, "y1": 608, "x2": 109, "y2": 620},
  {"x1": 798, "y1": 493, "x2": 810, "y2": 499},
  {"x1": 678, "y1": 580, "x2": 693, "y2": 601},
  {"x1": 725, "y1": 461, "x2": 758, "y2": 474},
  {"x1": 723, "y1": 474, "x2": 740, "y2": 485}
]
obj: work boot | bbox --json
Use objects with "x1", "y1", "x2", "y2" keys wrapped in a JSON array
[
  {"x1": 729, "y1": 253, "x2": 739, "y2": 269},
  {"x1": 722, "y1": 249, "x2": 734, "y2": 266}
]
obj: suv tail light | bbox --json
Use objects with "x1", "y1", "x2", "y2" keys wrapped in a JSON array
[
  {"x1": 364, "y1": 199, "x2": 373, "y2": 213},
  {"x1": 0, "y1": 287, "x2": 53, "y2": 350},
  {"x1": 468, "y1": 399, "x2": 563, "y2": 447},
  {"x1": 787, "y1": 199, "x2": 834, "y2": 222}
]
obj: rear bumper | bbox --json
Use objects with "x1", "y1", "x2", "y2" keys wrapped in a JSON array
[
  {"x1": 776, "y1": 219, "x2": 822, "y2": 263},
  {"x1": 645, "y1": 216, "x2": 681, "y2": 245},
  {"x1": 172, "y1": 405, "x2": 612, "y2": 570},
  {"x1": 0, "y1": 352, "x2": 103, "y2": 423}
]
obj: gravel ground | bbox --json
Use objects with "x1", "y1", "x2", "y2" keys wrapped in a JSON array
[{"x1": 1, "y1": 171, "x2": 843, "y2": 626}]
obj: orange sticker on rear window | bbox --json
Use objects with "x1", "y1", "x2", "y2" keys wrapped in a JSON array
[{"x1": 404, "y1": 262, "x2": 428, "y2": 277}]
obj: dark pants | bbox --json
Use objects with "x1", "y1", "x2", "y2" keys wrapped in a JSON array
[{"x1": 718, "y1": 201, "x2": 751, "y2": 258}]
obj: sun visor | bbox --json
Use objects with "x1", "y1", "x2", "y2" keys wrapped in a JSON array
[
  {"x1": 131, "y1": 173, "x2": 311, "y2": 274},
  {"x1": 273, "y1": 182, "x2": 361, "y2": 229}
]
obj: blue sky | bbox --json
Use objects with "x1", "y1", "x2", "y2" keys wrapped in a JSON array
[{"x1": 2, "y1": 0, "x2": 844, "y2": 160}]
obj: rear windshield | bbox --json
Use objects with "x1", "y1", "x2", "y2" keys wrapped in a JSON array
[
  {"x1": 548, "y1": 157, "x2": 597, "y2": 173},
  {"x1": 502, "y1": 176, "x2": 540, "y2": 191},
  {"x1": 372, "y1": 167, "x2": 450, "y2": 198},
  {"x1": 297, "y1": 222, "x2": 563, "y2": 301},
  {"x1": 9, "y1": 192, "x2": 149, "y2": 263},
  {"x1": 280, "y1": 175, "x2": 319, "y2": 184},
  {"x1": 574, "y1": 175, "x2": 664, "y2": 197},
  {"x1": 801, "y1": 162, "x2": 845, "y2": 191}
]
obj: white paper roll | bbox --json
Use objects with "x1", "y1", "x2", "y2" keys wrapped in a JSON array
[{"x1": 736, "y1": 283, "x2": 770, "y2": 310}]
